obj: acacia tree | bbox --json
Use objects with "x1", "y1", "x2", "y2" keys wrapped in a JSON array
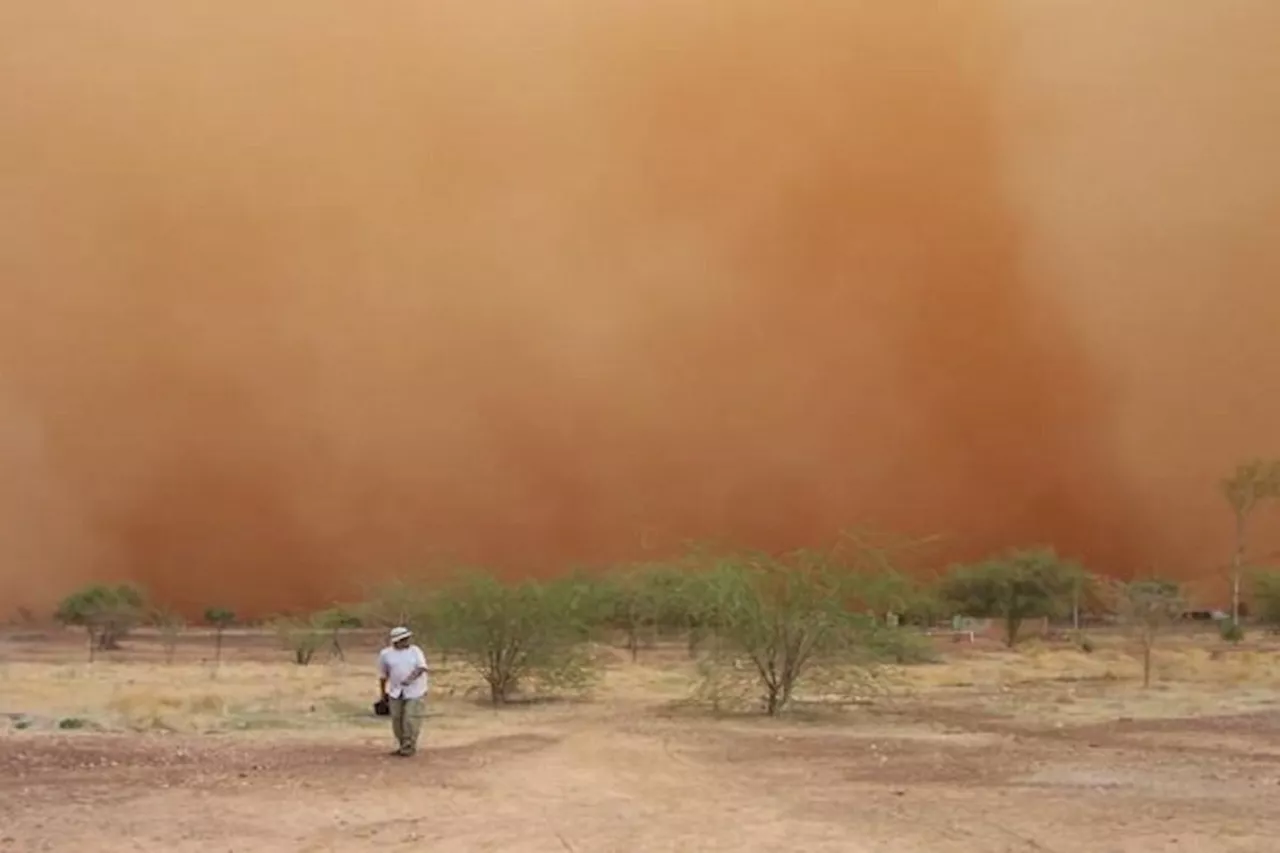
[
  {"x1": 150, "y1": 606, "x2": 186, "y2": 664},
  {"x1": 1221, "y1": 459, "x2": 1280, "y2": 627},
  {"x1": 431, "y1": 573, "x2": 597, "y2": 706},
  {"x1": 271, "y1": 614, "x2": 327, "y2": 666},
  {"x1": 55, "y1": 583, "x2": 147, "y2": 660},
  {"x1": 940, "y1": 547, "x2": 1082, "y2": 647},
  {"x1": 202, "y1": 607, "x2": 236, "y2": 664},
  {"x1": 1067, "y1": 569, "x2": 1110, "y2": 635},
  {"x1": 690, "y1": 549, "x2": 881, "y2": 717},
  {"x1": 1120, "y1": 579, "x2": 1184, "y2": 688},
  {"x1": 360, "y1": 580, "x2": 438, "y2": 635},
  {"x1": 311, "y1": 606, "x2": 363, "y2": 661},
  {"x1": 831, "y1": 528, "x2": 940, "y2": 624},
  {"x1": 594, "y1": 563, "x2": 688, "y2": 661}
]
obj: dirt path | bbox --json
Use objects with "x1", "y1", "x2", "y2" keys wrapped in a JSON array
[{"x1": 5, "y1": 705, "x2": 1280, "y2": 852}]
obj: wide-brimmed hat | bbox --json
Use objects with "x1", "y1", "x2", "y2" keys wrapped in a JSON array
[{"x1": 389, "y1": 626, "x2": 413, "y2": 643}]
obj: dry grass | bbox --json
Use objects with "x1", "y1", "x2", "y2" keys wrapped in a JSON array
[
  {"x1": 1, "y1": 661, "x2": 373, "y2": 732},
  {"x1": 894, "y1": 633, "x2": 1280, "y2": 723},
  {"x1": 4, "y1": 629, "x2": 1280, "y2": 733},
  {"x1": 6, "y1": 630, "x2": 1280, "y2": 852}
]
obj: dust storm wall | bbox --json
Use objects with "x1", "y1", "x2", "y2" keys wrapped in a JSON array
[{"x1": 0, "y1": 2, "x2": 1276, "y2": 615}]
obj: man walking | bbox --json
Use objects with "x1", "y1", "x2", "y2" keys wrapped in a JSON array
[{"x1": 377, "y1": 626, "x2": 429, "y2": 757}]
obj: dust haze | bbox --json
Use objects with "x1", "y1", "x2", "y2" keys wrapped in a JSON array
[{"x1": 1, "y1": 1, "x2": 1278, "y2": 615}]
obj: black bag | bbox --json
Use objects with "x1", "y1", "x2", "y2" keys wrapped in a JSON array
[{"x1": 373, "y1": 697, "x2": 390, "y2": 717}]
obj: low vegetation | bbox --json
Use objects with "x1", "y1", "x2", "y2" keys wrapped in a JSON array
[
  {"x1": 270, "y1": 614, "x2": 328, "y2": 666},
  {"x1": 203, "y1": 607, "x2": 236, "y2": 664},
  {"x1": 685, "y1": 549, "x2": 885, "y2": 715},
  {"x1": 1120, "y1": 579, "x2": 1185, "y2": 688},
  {"x1": 1221, "y1": 459, "x2": 1280, "y2": 627},
  {"x1": 38, "y1": 456, "x2": 1280, "y2": 715},
  {"x1": 939, "y1": 547, "x2": 1084, "y2": 647},
  {"x1": 150, "y1": 606, "x2": 185, "y2": 664},
  {"x1": 311, "y1": 606, "x2": 363, "y2": 661},
  {"x1": 1251, "y1": 570, "x2": 1280, "y2": 629},
  {"x1": 430, "y1": 572, "x2": 599, "y2": 705},
  {"x1": 55, "y1": 583, "x2": 147, "y2": 660}
]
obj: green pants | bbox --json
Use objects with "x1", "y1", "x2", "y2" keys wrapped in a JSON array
[{"x1": 389, "y1": 696, "x2": 424, "y2": 754}]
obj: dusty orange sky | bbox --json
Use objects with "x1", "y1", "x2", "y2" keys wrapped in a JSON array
[{"x1": 1, "y1": 1, "x2": 1277, "y2": 615}]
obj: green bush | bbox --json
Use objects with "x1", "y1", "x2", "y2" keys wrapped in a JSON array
[
  {"x1": 311, "y1": 606, "x2": 363, "y2": 661},
  {"x1": 863, "y1": 624, "x2": 938, "y2": 664},
  {"x1": 359, "y1": 580, "x2": 439, "y2": 637},
  {"x1": 683, "y1": 549, "x2": 889, "y2": 716},
  {"x1": 203, "y1": 607, "x2": 236, "y2": 664},
  {"x1": 270, "y1": 615, "x2": 327, "y2": 666},
  {"x1": 150, "y1": 606, "x2": 185, "y2": 664},
  {"x1": 1120, "y1": 579, "x2": 1183, "y2": 689},
  {"x1": 940, "y1": 548, "x2": 1082, "y2": 647},
  {"x1": 592, "y1": 563, "x2": 696, "y2": 661},
  {"x1": 430, "y1": 572, "x2": 598, "y2": 705},
  {"x1": 54, "y1": 583, "x2": 147, "y2": 659},
  {"x1": 1219, "y1": 620, "x2": 1245, "y2": 644},
  {"x1": 1252, "y1": 571, "x2": 1280, "y2": 626}
]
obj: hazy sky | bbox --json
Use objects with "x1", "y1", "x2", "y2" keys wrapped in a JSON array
[{"x1": 1, "y1": 1, "x2": 1277, "y2": 614}]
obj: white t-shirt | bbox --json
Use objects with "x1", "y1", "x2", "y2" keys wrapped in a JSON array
[{"x1": 378, "y1": 644, "x2": 429, "y2": 700}]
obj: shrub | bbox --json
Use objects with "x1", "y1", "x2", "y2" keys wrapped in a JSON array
[
  {"x1": 150, "y1": 606, "x2": 186, "y2": 664},
  {"x1": 311, "y1": 606, "x2": 363, "y2": 661},
  {"x1": 203, "y1": 607, "x2": 236, "y2": 664},
  {"x1": 940, "y1": 548, "x2": 1082, "y2": 647},
  {"x1": 1219, "y1": 620, "x2": 1245, "y2": 644},
  {"x1": 1120, "y1": 579, "x2": 1183, "y2": 688},
  {"x1": 593, "y1": 563, "x2": 689, "y2": 661},
  {"x1": 430, "y1": 572, "x2": 597, "y2": 705},
  {"x1": 54, "y1": 583, "x2": 147, "y2": 660},
  {"x1": 1252, "y1": 571, "x2": 1280, "y2": 626},
  {"x1": 270, "y1": 615, "x2": 327, "y2": 666},
  {"x1": 863, "y1": 624, "x2": 938, "y2": 664},
  {"x1": 360, "y1": 580, "x2": 438, "y2": 636},
  {"x1": 896, "y1": 583, "x2": 953, "y2": 628},
  {"x1": 685, "y1": 549, "x2": 887, "y2": 716}
]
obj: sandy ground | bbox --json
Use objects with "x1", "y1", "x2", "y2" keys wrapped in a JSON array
[{"x1": 3, "y1": 627, "x2": 1280, "y2": 852}]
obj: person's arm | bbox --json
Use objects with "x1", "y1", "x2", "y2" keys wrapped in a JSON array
[
  {"x1": 402, "y1": 646, "x2": 429, "y2": 684},
  {"x1": 377, "y1": 652, "x2": 389, "y2": 697}
]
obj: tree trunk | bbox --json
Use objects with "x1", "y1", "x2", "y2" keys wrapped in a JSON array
[
  {"x1": 1232, "y1": 509, "x2": 1247, "y2": 626},
  {"x1": 765, "y1": 684, "x2": 780, "y2": 716},
  {"x1": 1072, "y1": 584, "x2": 1081, "y2": 634},
  {"x1": 1004, "y1": 614, "x2": 1022, "y2": 648}
]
